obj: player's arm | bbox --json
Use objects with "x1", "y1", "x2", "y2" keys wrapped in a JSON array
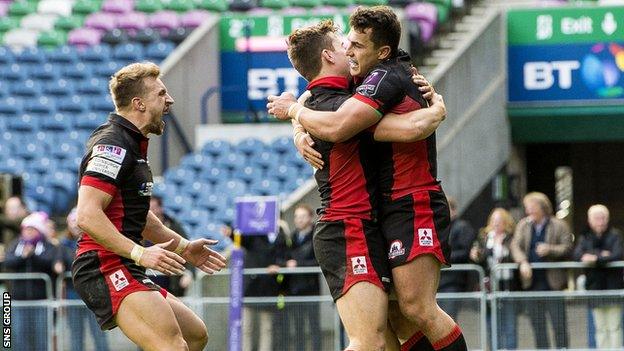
[
  {"x1": 373, "y1": 93, "x2": 447, "y2": 142},
  {"x1": 143, "y1": 211, "x2": 227, "y2": 274},
  {"x1": 76, "y1": 186, "x2": 186, "y2": 275},
  {"x1": 268, "y1": 93, "x2": 380, "y2": 143}
]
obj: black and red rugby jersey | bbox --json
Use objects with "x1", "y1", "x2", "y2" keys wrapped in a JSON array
[
  {"x1": 353, "y1": 50, "x2": 440, "y2": 200},
  {"x1": 76, "y1": 113, "x2": 153, "y2": 256},
  {"x1": 305, "y1": 76, "x2": 378, "y2": 221}
]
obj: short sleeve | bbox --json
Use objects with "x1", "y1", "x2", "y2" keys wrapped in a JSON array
[
  {"x1": 80, "y1": 141, "x2": 130, "y2": 196},
  {"x1": 353, "y1": 68, "x2": 403, "y2": 115}
]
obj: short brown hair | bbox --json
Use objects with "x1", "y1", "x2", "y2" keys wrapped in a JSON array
[
  {"x1": 109, "y1": 62, "x2": 160, "y2": 109},
  {"x1": 287, "y1": 20, "x2": 338, "y2": 81},
  {"x1": 349, "y1": 6, "x2": 401, "y2": 57},
  {"x1": 523, "y1": 192, "x2": 553, "y2": 216}
]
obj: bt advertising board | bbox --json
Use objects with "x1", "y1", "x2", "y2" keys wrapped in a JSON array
[{"x1": 507, "y1": 6, "x2": 624, "y2": 106}]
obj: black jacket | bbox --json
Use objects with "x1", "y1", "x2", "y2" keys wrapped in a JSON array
[
  {"x1": 283, "y1": 228, "x2": 319, "y2": 296},
  {"x1": 439, "y1": 218, "x2": 476, "y2": 291},
  {"x1": 573, "y1": 227, "x2": 624, "y2": 290},
  {"x1": 242, "y1": 231, "x2": 289, "y2": 298},
  {"x1": 4, "y1": 238, "x2": 57, "y2": 300}
]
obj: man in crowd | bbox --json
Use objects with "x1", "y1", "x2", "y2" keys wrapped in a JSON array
[{"x1": 72, "y1": 62, "x2": 226, "y2": 350}]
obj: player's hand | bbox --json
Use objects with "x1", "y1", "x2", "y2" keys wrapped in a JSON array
[
  {"x1": 430, "y1": 93, "x2": 447, "y2": 121},
  {"x1": 139, "y1": 240, "x2": 187, "y2": 275},
  {"x1": 181, "y1": 238, "x2": 227, "y2": 275},
  {"x1": 411, "y1": 69, "x2": 435, "y2": 101},
  {"x1": 295, "y1": 132, "x2": 323, "y2": 169},
  {"x1": 267, "y1": 92, "x2": 297, "y2": 120}
]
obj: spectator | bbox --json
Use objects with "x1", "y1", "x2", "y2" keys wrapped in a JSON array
[
  {"x1": 573, "y1": 204, "x2": 623, "y2": 349},
  {"x1": 4, "y1": 212, "x2": 57, "y2": 350},
  {"x1": 57, "y1": 208, "x2": 109, "y2": 351},
  {"x1": 511, "y1": 192, "x2": 573, "y2": 349},
  {"x1": 438, "y1": 196, "x2": 476, "y2": 320},
  {"x1": 283, "y1": 204, "x2": 321, "y2": 351},
  {"x1": 1, "y1": 196, "x2": 29, "y2": 247},
  {"x1": 470, "y1": 208, "x2": 519, "y2": 349},
  {"x1": 148, "y1": 196, "x2": 194, "y2": 297}
]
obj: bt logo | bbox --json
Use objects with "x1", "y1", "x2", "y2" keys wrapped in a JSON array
[
  {"x1": 523, "y1": 61, "x2": 580, "y2": 90},
  {"x1": 247, "y1": 68, "x2": 302, "y2": 100}
]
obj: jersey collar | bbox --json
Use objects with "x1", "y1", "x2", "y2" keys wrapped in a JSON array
[
  {"x1": 108, "y1": 113, "x2": 149, "y2": 141},
  {"x1": 306, "y1": 76, "x2": 350, "y2": 90}
]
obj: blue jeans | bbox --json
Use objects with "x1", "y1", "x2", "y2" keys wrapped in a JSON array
[
  {"x1": 488, "y1": 301, "x2": 517, "y2": 350},
  {"x1": 66, "y1": 304, "x2": 109, "y2": 351},
  {"x1": 13, "y1": 305, "x2": 48, "y2": 351}
]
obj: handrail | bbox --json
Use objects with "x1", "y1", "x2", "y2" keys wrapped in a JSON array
[{"x1": 0, "y1": 272, "x2": 53, "y2": 300}]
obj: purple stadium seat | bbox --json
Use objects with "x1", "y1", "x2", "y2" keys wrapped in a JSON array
[
  {"x1": 149, "y1": 11, "x2": 181, "y2": 34},
  {"x1": 180, "y1": 10, "x2": 210, "y2": 28},
  {"x1": 0, "y1": 2, "x2": 8, "y2": 17},
  {"x1": 102, "y1": 0, "x2": 134, "y2": 13},
  {"x1": 117, "y1": 11, "x2": 149, "y2": 32},
  {"x1": 405, "y1": 2, "x2": 438, "y2": 44},
  {"x1": 280, "y1": 7, "x2": 307, "y2": 15},
  {"x1": 85, "y1": 12, "x2": 118, "y2": 32},
  {"x1": 68, "y1": 28, "x2": 103, "y2": 47},
  {"x1": 309, "y1": 6, "x2": 338, "y2": 15}
]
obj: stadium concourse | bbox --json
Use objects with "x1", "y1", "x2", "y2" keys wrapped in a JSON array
[{"x1": 1, "y1": 0, "x2": 624, "y2": 350}]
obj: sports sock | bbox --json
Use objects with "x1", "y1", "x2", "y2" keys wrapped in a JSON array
[
  {"x1": 432, "y1": 325, "x2": 467, "y2": 351},
  {"x1": 401, "y1": 331, "x2": 435, "y2": 351}
]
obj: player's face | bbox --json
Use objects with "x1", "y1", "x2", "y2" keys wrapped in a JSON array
[
  {"x1": 142, "y1": 77, "x2": 174, "y2": 136},
  {"x1": 346, "y1": 28, "x2": 382, "y2": 78},
  {"x1": 328, "y1": 33, "x2": 351, "y2": 78}
]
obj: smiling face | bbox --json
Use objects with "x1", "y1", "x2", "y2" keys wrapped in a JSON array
[
  {"x1": 346, "y1": 28, "x2": 385, "y2": 78},
  {"x1": 139, "y1": 76, "x2": 174, "y2": 136}
]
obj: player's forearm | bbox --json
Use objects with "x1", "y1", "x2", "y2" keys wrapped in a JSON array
[
  {"x1": 142, "y1": 211, "x2": 185, "y2": 252},
  {"x1": 374, "y1": 105, "x2": 443, "y2": 142},
  {"x1": 297, "y1": 107, "x2": 346, "y2": 142},
  {"x1": 76, "y1": 206, "x2": 137, "y2": 259}
]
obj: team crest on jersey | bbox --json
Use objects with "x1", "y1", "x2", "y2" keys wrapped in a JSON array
[
  {"x1": 138, "y1": 182, "x2": 153, "y2": 196},
  {"x1": 109, "y1": 269, "x2": 129, "y2": 291},
  {"x1": 351, "y1": 256, "x2": 368, "y2": 275},
  {"x1": 355, "y1": 69, "x2": 387, "y2": 98},
  {"x1": 418, "y1": 228, "x2": 434, "y2": 247},
  {"x1": 388, "y1": 240, "x2": 405, "y2": 259},
  {"x1": 93, "y1": 144, "x2": 126, "y2": 163}
]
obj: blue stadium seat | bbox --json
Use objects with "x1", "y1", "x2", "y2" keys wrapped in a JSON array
[
  {"x1": 16, "y1": 47, "x2": 45, "y2": 65},
  {"x1": 0, "y1": 63, "x2": 27, "y2": 81},
  {"x1": 180, "y1": 181, "x2": 213, "y2": 199},
  {"x1": 195, "y1": 192, "x2": 228, "y2": 211},
  {"x1": 45, "y1": 45, "x2": 78, "y2": 65},
  {"x1": 76, "y1": 78, "x2": 109, "y2": 95},
  {"x1": 7, "y1": 114, "x2": 40, "y2": 132},
  {"x1": 75, "y1": 112, "x2": 106, "y2": 130},
  {"x1": 0, "y1": 157, "x2": 26, "y2": 174},
  {"x1": 9, "y1": 79, "x2": 43, "y2": 97},
  {"x1": 272, "y1": 164, "x2": 300, "y2": 182},
  {"x1": 163, "y1": 195, "x2": 193, "y2": 214},
  {"x1": 270, "y1": 136, "x2": 292, "y2": 154},
  {"x1": 192, "y1": 222, "x2": 233, "y2": 253},
  {"x1": 215, "y1": 179, "x2": 248, "y2": 198},
  {"x1": 50, "y1": 171, "x2": 77, "y2": 193},
  {"x1": 0, "y1": 81, "x2": 8, "y2": 97},
  {"x1": 0, "y1": 97, "x2": 24, "y2": 117},
  {"x1": 145, "y1": 41, "x2": 175, "y2": 62},
  {"x1": 27, "y1": 63, "x2": 60, "y2": 81},
  {"x1": 24, "y1": 184, "x2": 55, "y2": 208},
  {"x1": 1, "y1": 131, "x2": 28, "y2": 147},
  {"x1": 0, "y1": 47, "x2": 14, "y2": 64},
  {"x1": 211, "y1": 207, "x2": 235, "y2": 224},
  {"x1": 93, "y1": 61, "x2": 125, "y2": 79},
  {"x1": 200, "y1": 139, "x2": 232, "y2": 157},
  {"x1": 50, "y1": 141, "x2": 80, "y2": 159},
  {"x1": 113, "y1": 42, "x2": 145, "y2": 61},
  {"x1": 179, "y1": 153, "x2": 211, "y2": 172},
  {"x1": 67, "y1": 130, "x2": 93, "y2": 144},
  {"x1": 43, "y1": 79, "x2": 75, "y2": 97},
  {"x1": 77, "y1": 44, "x2": 112, "y2": 63},
  {"x1": 57, "y1": 95, "x2": 87, "y2": 113},
  {"x1": 215, "y1": 152, "x2": 246, "y2": 171},
  {"x1": 236, "y1": 137, "x2": 266, "y2": 156},
  {"x1": 164, "y1": 167, "x2": 196, "y2": 186},
  {"x1": 87, "y1": 95, "x2": 115, "y2": 112},
  {"x1": 231, "y1": 165, "x2": 264, "y2": 183},
  {"x1": 250, "y1": 151, "x2": 281, "y2": 170},
  {"x1": 41, "y1": 113, "x2": 73, "y2": 131},
  {"x1": 249, "y1": 179, "x2": 280, "y2": 196},
  {"x1": 198, "y1": 167, "x2": 229, "y2": 184},
  {"x1": 62, "y1": 62, "x2": 92, "y2": 80},
  {"x1": 24, "y1": 96, "x2": 55, "y2": 116},
  {"x1": 177, "y1": 208, "x2": 211, "y2": 227},
  {"x1": 29, "y1": 156, "x2": 57, "y2": 174},
  {"x1": 59, "y1": 155, "x2": 83, "y2": 172},
  {"x1": 153, "y1": 181, "x2": 178, "y2": 199},
  {"x1": 284, "y1": 150, "x2": 308, "y2": 169}
]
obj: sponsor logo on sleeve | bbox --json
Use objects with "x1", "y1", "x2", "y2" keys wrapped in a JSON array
[
  {"x1": 355, "y1": 69, "x2": 388, "y2": 97},
  {"x1": 388, "y1": 239, "x2": 405, "y2": 259},
  {"x1": 138, "y1": 182, "x2": 153, "y2": 196},
  {"x1": 86, "y1": 157, "x2": 122, "y2": 179},
  {"x1": 109, "y1": 269, "x2": 129, "y2": 291},
  {"x1": 418, "y1": 228, "x2": 434, "y2": 247},
  {"x1": 92, "y1": 145, "x2": 127, "y2": 163},
  {"x1": 351, "y1": 256, "x2": 368, "y2": 275}
]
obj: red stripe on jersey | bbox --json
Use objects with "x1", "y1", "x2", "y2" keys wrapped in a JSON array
[
  {"x1": 353, "y1": 94, "x2": 380, "y2": 110},
  {"x1": 76, "y1": 233, "x2": 106, "y2": 256},
  {"x1": 307, "y1": 76, "x2": 350, "y2": 90},
  {"x1": 390, "y1": 95, "x2": 423, "y2": 114},
  {"x1": 76, "y1": 191, "x2": 126, "y2": 256},
  {"x1": 139, "y1": 140, "x2": 148, "y2": 158},
  {"x1": 407, "y1": 192, "x2": 445, "y2": 264},
  {"x1": 321, "y1": 141, "x2": 372, "y2": 221},
  {"x1": 81, "y1": 175, "x2": 117, "y2": 196},
  {"x1": 342, "y1": 218, "x2": 383, "y2": 295}
]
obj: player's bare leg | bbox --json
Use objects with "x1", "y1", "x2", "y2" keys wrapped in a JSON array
[
  {"x1": 115, "y1": 291, "x2": 188, "y2": 351},
  {"x1": 392, "y1": 255, "x2": 465, "y2": 350},
  {"x1": 336, "y1": 282, "x2": 388, "y2": 351},
  {"x1": 167, "y1": 294, "x2": 209, "y2": 351},
  {"x1": 388, "y1": 300, "x2": 434, "y2": 351}
]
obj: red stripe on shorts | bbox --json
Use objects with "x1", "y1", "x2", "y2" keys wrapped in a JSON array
[
  {"x1": 407, "y1": 191, "x2": 446, "y2": 264},
  {"x1": 342, "y1": 218, "x2": 384, "y2": 295}
]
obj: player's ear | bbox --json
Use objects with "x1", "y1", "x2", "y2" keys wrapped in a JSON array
[
  {"x1": 131, "y1": 97, "x2": 146, "y2": 112},
  {"x1": 377, "y1": 45, "x2": 391, "y2": 60},
  {"x1": 321, "y1": 49, "x2": 334, "y2": 64}
]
